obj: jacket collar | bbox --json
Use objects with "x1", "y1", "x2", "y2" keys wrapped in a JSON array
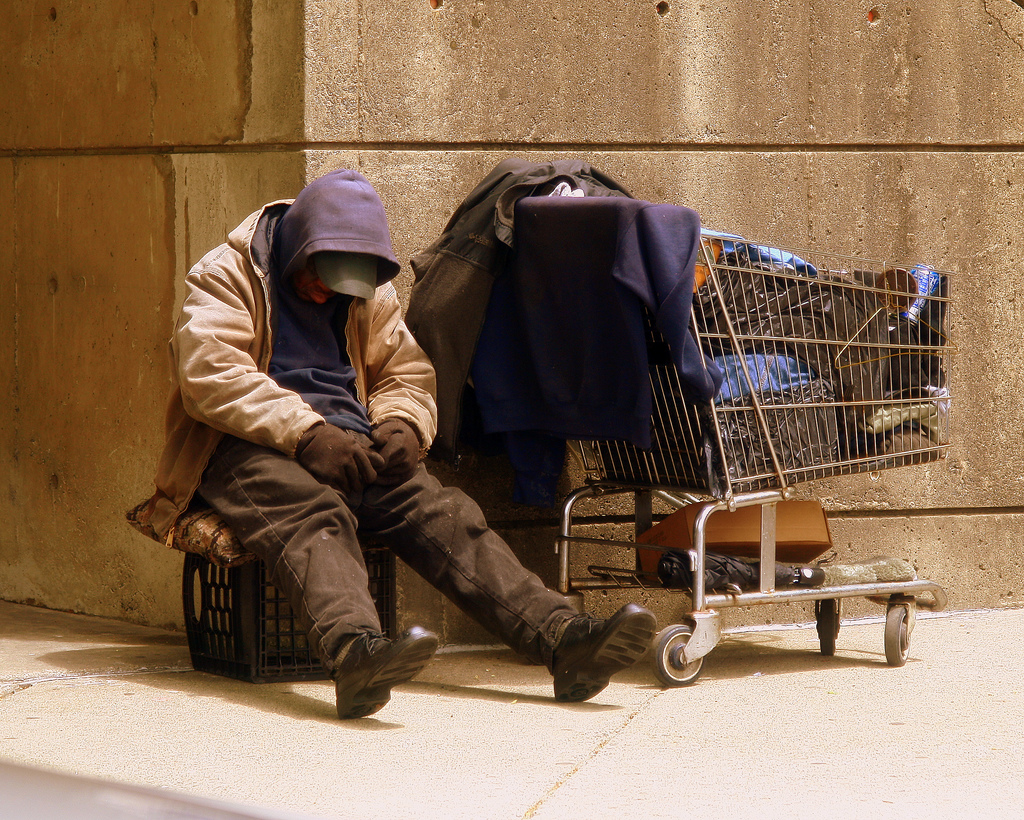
[{"x1": 228, "y1": 199, "x2": 293, "y2": 278}]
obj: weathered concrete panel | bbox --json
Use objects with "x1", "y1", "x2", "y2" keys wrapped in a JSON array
[
  {"x1": 0, "y1": 161, "x2": 17, "y2": 575},
  {"x1": 246, "y1": 0, "x2": 306, "y2": 143},
  {"x1": 0, "y1": 1, "x2": 302, "y2": 149},
  {"x1": 167, "y1": 152, "x2": 306, "y2": 310},
  {"x1": 826, "y1": 511, "x2": 1024, "y2": 611},
  {"x1": 0, "y1": 155, "x2": 179, "y2": 622},
  {"x1": 809, "y1": 3, "x2": 1024, "y2": 144},
  {"x1": 302, "y1": 3, "x2": 361, "y2": 141},
  {"x1": 0, "y1": 152, "x2": 304, "y2": 626},
  {"x1": 306, "y1": 2, "x2": 1024, "y2": 144}
]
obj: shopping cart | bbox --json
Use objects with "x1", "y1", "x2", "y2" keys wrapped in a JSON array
[{"x1": 556, "y1": 233, "x2": 952, "y2": 686}]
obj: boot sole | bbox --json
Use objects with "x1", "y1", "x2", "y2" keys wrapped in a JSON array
[
  {"x1": 554, "y1": 605, "x2": 657, "y2": 703},
  {"x1": 336, "y1": 629, "x2": 439, "y2": 719}
]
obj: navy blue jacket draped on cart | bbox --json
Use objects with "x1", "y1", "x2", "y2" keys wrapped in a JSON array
[{"x1": 470, "y1": 196, "x2": 723, "y2": 505}]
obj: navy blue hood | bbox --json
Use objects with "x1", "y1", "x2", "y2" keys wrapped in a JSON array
[{"x1": 273, "y1": 169, "x2": 400, "y2": 285}]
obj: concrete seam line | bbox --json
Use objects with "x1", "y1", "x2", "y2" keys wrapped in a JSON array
[
  {"x1": 5, "y1": 142, "x2": 1024, "y2": 159},
  {"x1": 521, "y1": 690, "x2": 660, "y2": 819}
]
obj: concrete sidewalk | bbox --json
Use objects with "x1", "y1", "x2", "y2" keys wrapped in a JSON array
[{"x1": 1, "y1": 599, "x2": 1022, "y2": 820}]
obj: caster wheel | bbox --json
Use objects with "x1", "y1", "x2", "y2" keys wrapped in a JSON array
[
  {"x1": 884, "y1": 605, "x2": 911, "y2": 667},
  {"x1": 654, "y1": 624, "x2": 704, "y2": 687},
  {"x1": 815, "y1": 598, "x2": 840, "y2": 656}
]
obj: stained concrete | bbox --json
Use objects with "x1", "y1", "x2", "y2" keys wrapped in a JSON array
[
  {"x1": 0, "y1": 2, "x2": 303, "y2": 149},
  {"x1": 311, "y1": 2, "x2": 1024, "y2": 144}
]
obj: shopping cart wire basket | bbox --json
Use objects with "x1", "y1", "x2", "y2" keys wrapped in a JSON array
[{"x1": 557, "y1": 233, "x2": 953, "y2": 685}]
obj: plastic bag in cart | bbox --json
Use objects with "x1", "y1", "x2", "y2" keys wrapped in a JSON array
[{"x1": 709, "y1": 377, "x2": 841, "y2": 496}]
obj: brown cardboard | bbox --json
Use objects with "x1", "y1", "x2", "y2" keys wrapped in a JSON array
[{"x1": 637, "y1": 500, "x2": 833, "y2": 573}]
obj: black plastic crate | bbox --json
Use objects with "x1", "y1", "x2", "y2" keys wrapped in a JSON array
[{"x1": 182, "y1": 548, "x2": 395, "y2": 683}]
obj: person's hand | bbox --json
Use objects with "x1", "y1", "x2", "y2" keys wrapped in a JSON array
[
  {"x1": 370, "y1": 419, "x2": 421, "y2": 485},
  {"x1": 296, "y1": 423, "x2": 385, "y2": 495}
]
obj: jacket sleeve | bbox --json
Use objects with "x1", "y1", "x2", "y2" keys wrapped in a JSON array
[
  {"x1": 171, "y1": 256, "x2": 324, "y2": 455},
  {"x1": 361, "y1": 284, "x2": 438, "y2": 452}
]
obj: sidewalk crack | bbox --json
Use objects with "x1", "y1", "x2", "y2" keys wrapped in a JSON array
[
  {"x1": 0, "y1": 682, "x2": 33, "y2": 699},
  {"x1": 0, "y1": 667, "x2": 193, "y2": 700},
  {"x1": 521, "y1": 690, "x2": 660, "y2": 819},
  {"x1": 983, "y1": 0, "x2": 1024, "y2": 50}
]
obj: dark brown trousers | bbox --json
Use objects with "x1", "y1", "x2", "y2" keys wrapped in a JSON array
[{"x1": 199, "y1": 436, "x2": 576, "y2": 672}]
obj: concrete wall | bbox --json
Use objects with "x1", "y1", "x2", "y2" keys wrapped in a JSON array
[
  {"x1": 0, "y1": 1, "x2": 306, "y2": 629},
  {"x1": 2, "y1": 1, "x2": 1023, "y2": 641}
]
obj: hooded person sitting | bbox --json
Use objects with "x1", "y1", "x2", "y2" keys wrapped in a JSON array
[{"x1": 142, "y1": 169, "x2": 656, "y2": 719}]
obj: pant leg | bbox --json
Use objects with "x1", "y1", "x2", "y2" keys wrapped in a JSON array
[
  {"x1": 198, "y1": 436, "x2": 381, "y2": 670},
  {"x1": 356, "y1": 465, "x2": 577, "y2": 669}
]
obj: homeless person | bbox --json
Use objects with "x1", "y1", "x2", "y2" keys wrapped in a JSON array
[{"x1": 141, "y1": 169, "x2": 657, "y2": 719}]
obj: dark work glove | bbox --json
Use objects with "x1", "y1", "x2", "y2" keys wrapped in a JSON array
[
  {"x1": 296, "y1": 423, "x2": 385, "y2": 495},
  {"x1": 370, "y1": 419, "x2": 421, "y2": 485}
]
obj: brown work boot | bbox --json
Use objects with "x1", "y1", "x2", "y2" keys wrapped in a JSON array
[
  {"x1": 551, "y1": 604, "x2": 656, "y2": 703},
  {"x1": 332, "y1": 626, "x2": 438, "y2": 719}
]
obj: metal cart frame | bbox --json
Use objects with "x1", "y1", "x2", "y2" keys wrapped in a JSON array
[{"x1": 555, "y1": 235, "x2": 953, "y2": 685}]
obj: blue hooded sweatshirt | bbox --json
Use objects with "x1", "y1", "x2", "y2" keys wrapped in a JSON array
[{"x1": 268, "y1": 169, "x2": 401, "y2": 434}]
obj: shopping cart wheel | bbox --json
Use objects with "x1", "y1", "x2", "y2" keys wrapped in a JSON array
[
  {"x1": 884, "y1": 604, "x2": 911, "y2": 667},
  {"x1": 654, "y1": 624, "x2": 703, "y2": 687},
  {"x1": 815, "y1": 599, "x2": 840, "y2": 656}
]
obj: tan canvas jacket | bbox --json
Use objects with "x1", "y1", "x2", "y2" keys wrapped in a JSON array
[{"x1": 144, "y1": 201, "x2": 438, "y2": 542}]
